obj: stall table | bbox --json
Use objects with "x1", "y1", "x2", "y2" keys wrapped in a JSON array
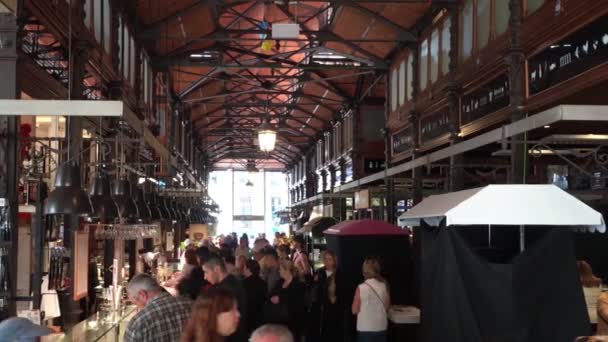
[
  {"x1": 41, "y1": 305, "x2": 136, "y2": 342},
  {"x1": 388, "y1": 306, "x2": 420, "y2": 342}
]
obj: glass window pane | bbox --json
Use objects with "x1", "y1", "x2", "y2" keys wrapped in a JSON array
[
  {"x1": 130, "y1": 36, "x2": 136, "y2": 86},
  {"x1": 461, "y1": 0, "x2": 473, "y2": 61},
  {"x1": 477, "y1": 0, "x2": 490, "y2": 49},
  {"x1": 441, "y1": 19, "x2": 451, "y2": 75},
  {"x1": 527, "y1": 0, "x2": 544, "y2": 15},
  {"x1": 144, "y1": 59, "x2": 149, "y2": 103},
  {"x1": 84, "y1": 0, "x2": 91, "y2": 29},
  {"x1": 420, "y1": 39, "x2": 428, "y2": 90},
  {"x1": 398, "y1": 60, "x2": 406, "y2": 106},
  {"x1": 430, "y1": 29, "x2": 439, "y2": 83},
  {"x1": 406, "y1": 55, "x2": 413, "y2": 101},
  {"x1": 93, "y1": 0, "x2": 102, "y2": 42},
  {"x1": 117, "y1": 18, "x2": 122, "y2": 72},
  {"x1": 123, "y1": 28, "x2": 129, "y2": 81},
  {"x1": 103, "y1": 0, "x2": 111, "y2": 54},
  {"x1": 495, "y1": 0, "x2": 509, "y2": 36},
  {"x1": 391, "y1": 68, "x2": 398, "y2": 111}
]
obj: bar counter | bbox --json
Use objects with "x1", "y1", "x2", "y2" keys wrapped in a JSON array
[{"x1": 42, "y1": 305, "x2": 136, "y2": 342}]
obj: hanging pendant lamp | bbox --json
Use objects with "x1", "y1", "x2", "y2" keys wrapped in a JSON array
[
  {"x1": 257, "y1": 119, "x2": 277, "y2": 152},
  {"x1": 44, "y1": 163, "x2": 93, "y2": 216},
  {"x1": 161, "y1": 197, "x2": 174, "y2": 221},
  {"x1": 89, "y1": 173, "x2": 118, "y2": 221},
  {"x1": 135, "y1": 188, "x2": 151, "y2": 221},
  {"x1": 112, "y1": 178, "x2": 138, "y2": 220},
  {"x1": 148, "y1": 192, "x2": 163, "y2": 220}
]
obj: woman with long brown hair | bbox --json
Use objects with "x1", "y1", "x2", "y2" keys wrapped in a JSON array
[{"x1": 181, "y1": 287, "x2": 241, "y2": 342}]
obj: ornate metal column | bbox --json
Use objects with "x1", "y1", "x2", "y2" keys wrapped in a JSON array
[
  {"x1": 507, "y1": 0, "x2": 527, "y2": 184},
  {"x1": 0, "y1": 11, "x2": 19, "y2": 317},
  {"x1": 447, "y1": 7, "x2": 464, "y2": 192}
]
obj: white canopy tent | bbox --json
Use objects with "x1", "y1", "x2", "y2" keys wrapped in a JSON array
[{"x1": 398, "y1": 184, "x2": 605, "y2": 233}]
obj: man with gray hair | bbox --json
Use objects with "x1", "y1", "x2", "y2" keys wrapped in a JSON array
[
  {"x1": 124, "y1": 273, "x2": 193, "y2": 342},
  {"x1": 250, "y1": 324, "x2": 294, "y2": 342}
]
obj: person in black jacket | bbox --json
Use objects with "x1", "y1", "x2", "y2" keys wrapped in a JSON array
[
  {"x1": 177, "y1": 248, "x2": 208, "y2": 300},
  {"x1": 268, "y1": 260, "x2": 306, "y2": 342},
  {"x1": 312, "y1": 250, "x2": 346, "y2": 342},
  {"x1": 203, "y1": 257, "x2": 248, "y2": 342},
  {"x1": 242, "y1": 259, "x2": 267, "y2": 335}
]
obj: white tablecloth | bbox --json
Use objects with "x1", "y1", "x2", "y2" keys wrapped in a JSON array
[{"x1": 388, "y1": 305, "x2": 420, "y2": 324}]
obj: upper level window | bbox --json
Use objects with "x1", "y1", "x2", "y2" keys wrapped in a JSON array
[
  {"x1": 398, "y1": 60, "x2": 406, "y2": 106},
  {"x1": 477, "y1": 0, "x2": 491, "y2": 50},
  {"x1": 495, "y1": 1, "x2": 509, "y2": 35},
  {"x1": 419, "y1": 39, "x2": 429, "y2": 90},
  {"x1": 406, "y1": 56, "x2": 413, "y2": 101},
  {"x1": 391, "y1": 69, "x2": 398, "y2": 112},
  {"x1": 441, "y1": 19, "x2": 451, "y2": 75},
  {"x1": 93, "y1": 0, "x2": 102, "y2": 42},
  {"x1": 460, "y1": 0, "x2": 512, "y2": 63},
  {"x1": 526, "y1": 0, "x2": 545, "y2": 15},
  {"x1": 390, "y1": 52, "x2": 414, "y2": 110},
  {"x1": 430, "y1": 29, "x2": 440, "y2": 83},
  {"x1": 103, "y1": 0, "x2": 111, "y2": 54},
  {"x1": 420, "y1": 15, "x2": 451, "y2": 91},
  {"x1": 460, "y1": 0, "x2": 474, "y2": 61}
]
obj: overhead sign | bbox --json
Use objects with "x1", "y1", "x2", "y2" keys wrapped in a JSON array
[
  {"x1": 364, "y1": 159, "x2": 386, "y2": 174},
  {"x1": 392, "y1": 126, "x2": 414, "y2": 155},
  {"x1": 420, "y1": 110, "x2": 450, "y2": 143},
  {"x1": 528, "y1": 15, "x2": 608, "y2": 95},
  {"x1": 461, "y1": 74, "x2": 510, "y2": 125}
]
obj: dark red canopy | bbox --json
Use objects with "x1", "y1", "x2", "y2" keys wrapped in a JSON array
[{"x1": 324, "y1": 219, "x2": 409, "y2": 236}]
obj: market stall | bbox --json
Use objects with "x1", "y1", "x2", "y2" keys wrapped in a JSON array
[
  {"x1": 399, "y1": 184, "x2": 605, "y2": 342},
  {"x1": 296, "y1": 216, "x2": 337, "y2": 269},
  {"x1": 324, "y1": 220, "x2": 414, "y2": 341}
]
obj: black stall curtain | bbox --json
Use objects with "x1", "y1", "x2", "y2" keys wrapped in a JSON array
[{"x1": 421, "y1": 226, "x2": 589, "y2": 342}]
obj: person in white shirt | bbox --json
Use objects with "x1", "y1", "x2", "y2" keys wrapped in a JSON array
[{"x1": 351, "y1": 256, "x2": 390, "y2": 342}]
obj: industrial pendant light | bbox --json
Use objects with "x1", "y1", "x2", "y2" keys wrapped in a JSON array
[
  {"x1": 135, "y1": 187, "x2": 151, "y2": 221},
  {"x1": 44, "y1": 6, "x2": 93, "y2": 217},
  {"x1": 257, "y1": 117, "x2": 277, "y2": 152},
  {"x1": 89, "y1": 173, "x2": 118, "y2": 221},
  {"x1": 44, "y1": 163, "x2": 93, "y2": 216},
  {"x1": 111, "y1": 120, "x2": 137, "y2": 221},
  {"x1": 161, "y1": 196, "x2": 173, "y2": 220},
  {"x1": 148, "y1": 191, "x2": 163, "y2": 220},
  {"x1": 112, "y1": 178, "x2": 138, "y2": 220}
]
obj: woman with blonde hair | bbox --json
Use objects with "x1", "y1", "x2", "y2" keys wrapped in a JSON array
[
  {"x1": 181, "y1": 287, "x2": 241, "y2": 342},
  {"x1": 352, "y1": 256, "x2": 390, "y2": 342}
]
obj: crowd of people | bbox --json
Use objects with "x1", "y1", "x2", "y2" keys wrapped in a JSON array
[{"x1": 123, "y1": 232, "x2": 392, "y2": 342}]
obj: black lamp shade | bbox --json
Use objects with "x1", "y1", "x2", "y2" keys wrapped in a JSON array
[
  {"x1": 112, "y1": 178, "x2": 138, "y2": 220},
  {"x1": 89, "y1": 174, "x2": 118, "y2": 220},
  {"x1": 44, "y1": 164, "x2": 93, "y2": 216},
  {"x1": 159, "y1": 196, "x2": 169, "y2": 220},
  {"x1": 135, "y1": 188, "x2": 151, "y2": 221},
  {"x1": 148, "y1": 192, "x2": 163, "y2": 220}
]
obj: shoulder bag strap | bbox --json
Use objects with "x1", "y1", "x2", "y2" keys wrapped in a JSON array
[{"x1": 364, "y1": 282, "x2": 387, "y2": 312}]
